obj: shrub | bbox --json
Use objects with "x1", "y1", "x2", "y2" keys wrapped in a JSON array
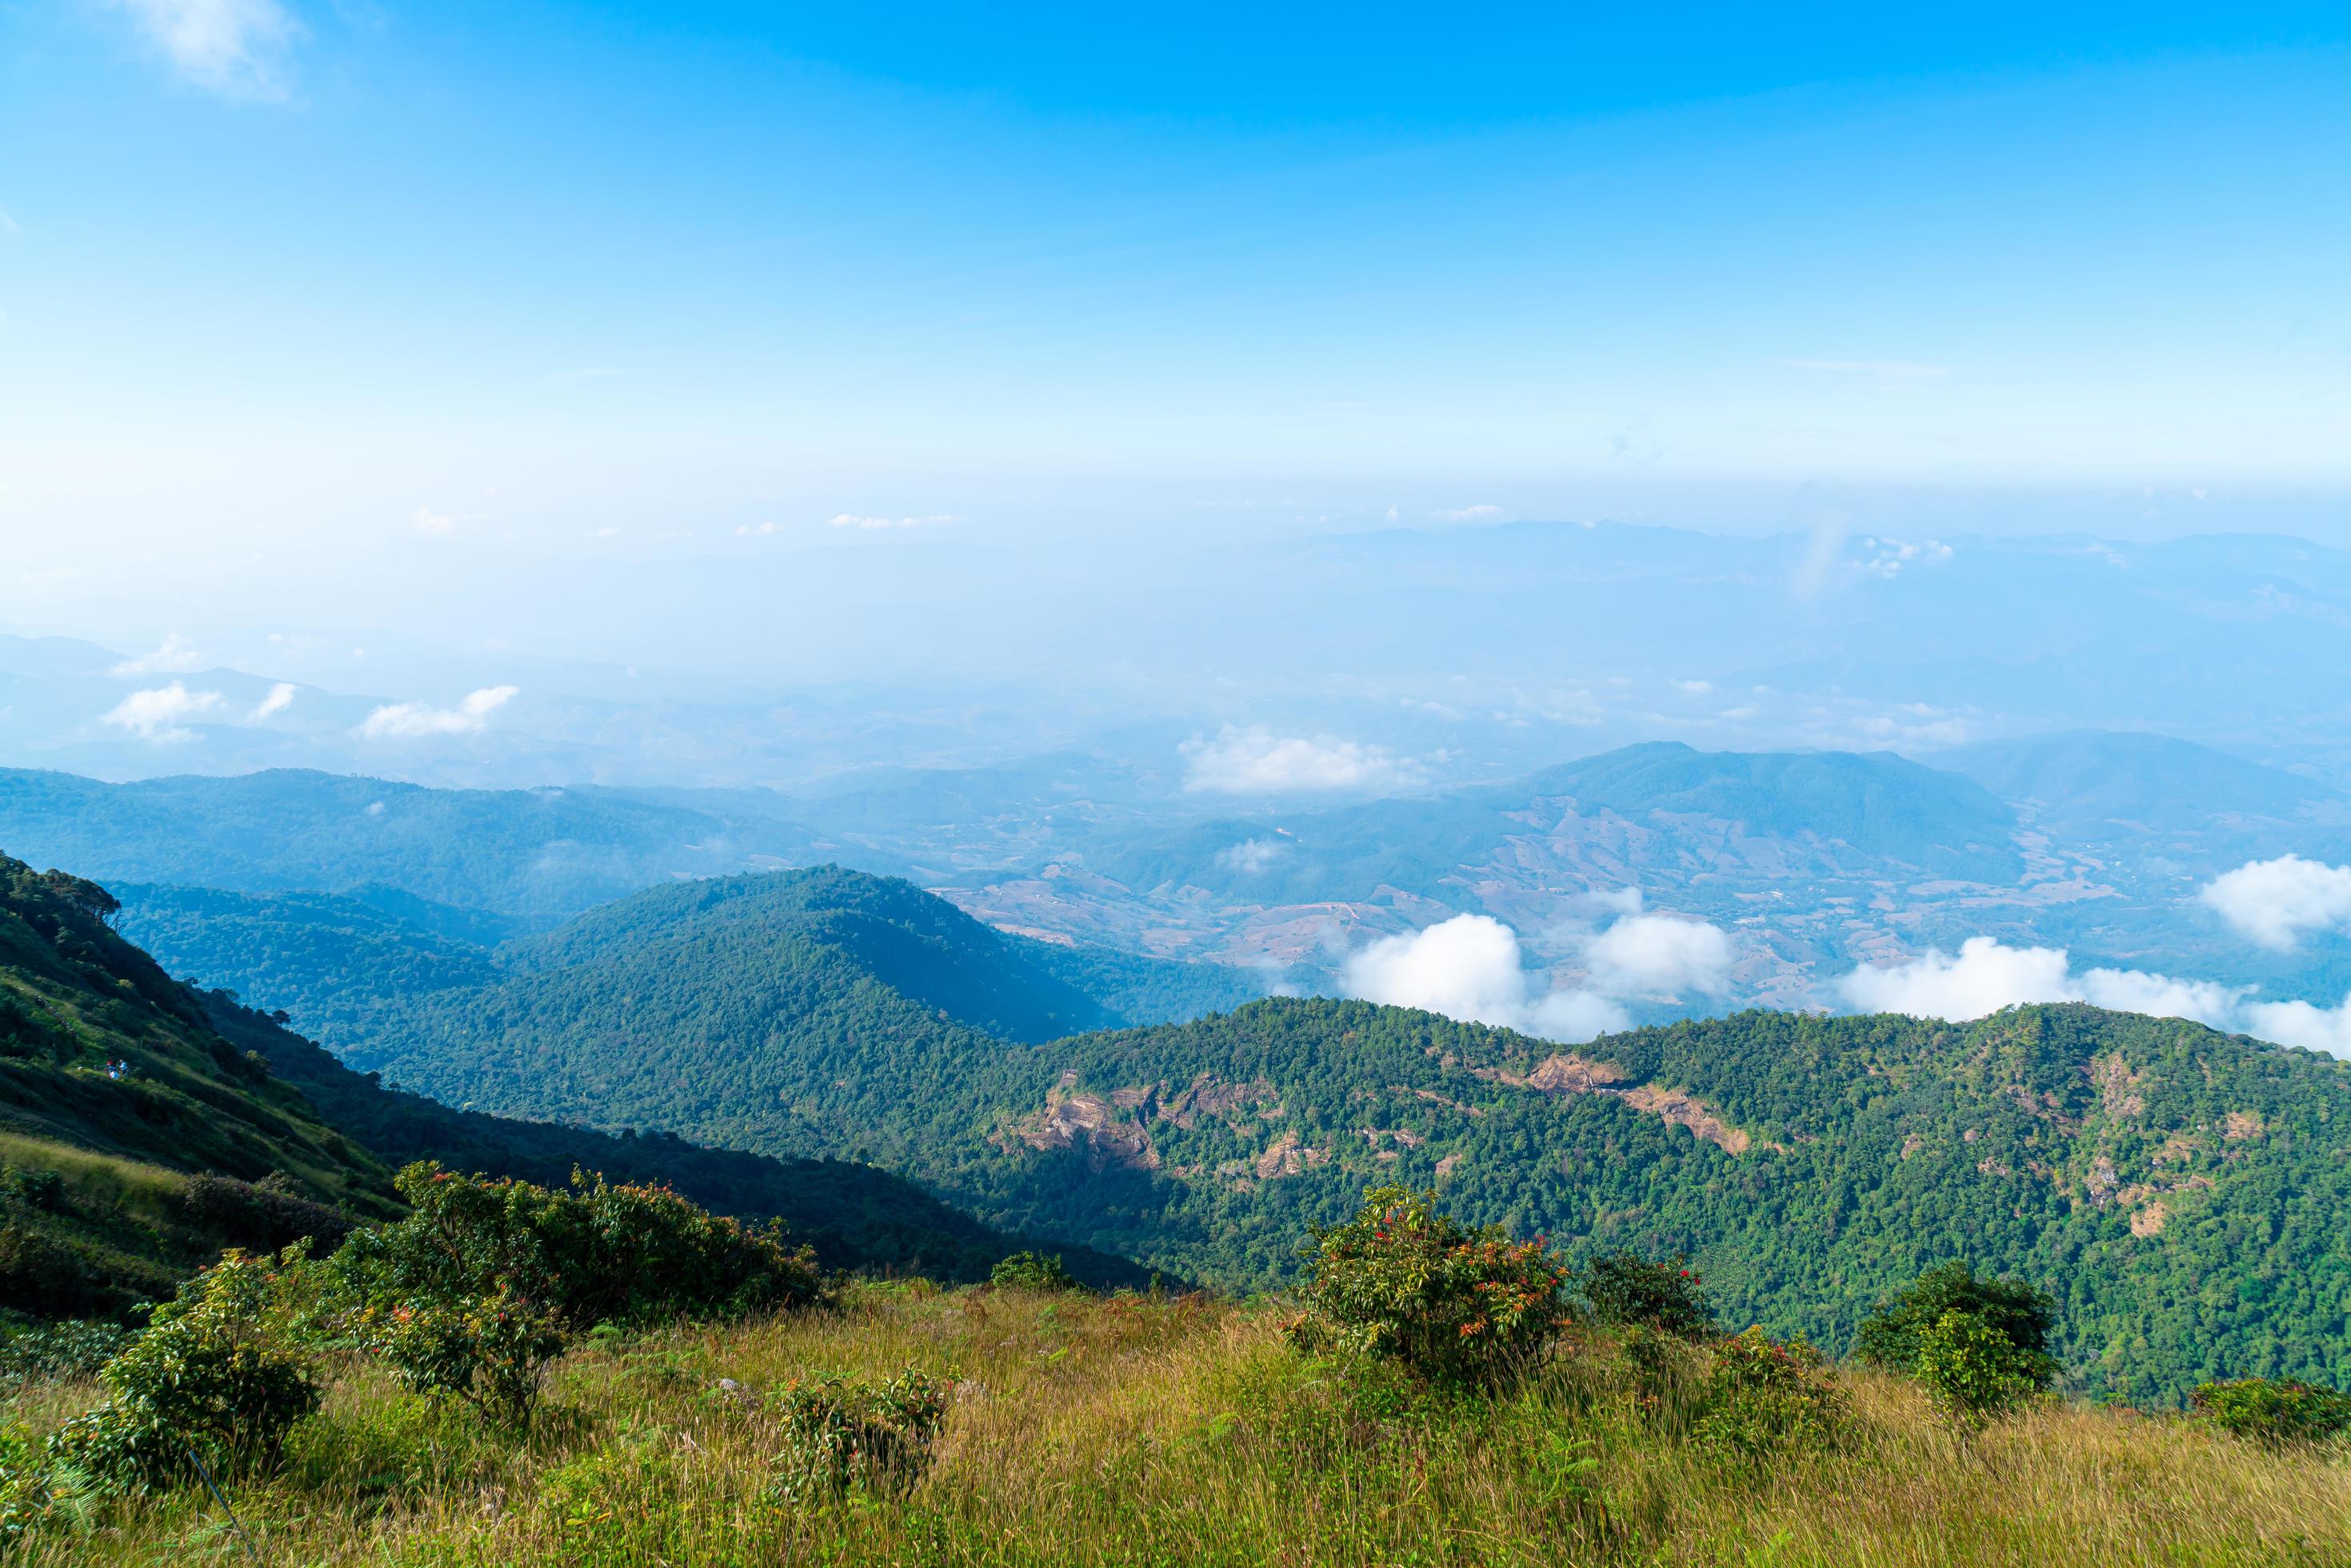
[
  {"x1": 0, "y1": 1224, "x2": 121, "y2": 1318},
  {"x1": 1284, "y1": 1185, "x2": 1573, "y2": 1388},
  {"x1": 0, "y1": 1313, "x2": 129, "y2": 1382},
  {"x1": 2193, "y1": 1378, "x2": 2351, "y2": 1446},
  {"x1": 1913, "y1": 1308, "x2": 2055, "y2": 1422},
  {"x1": 1856, "y1": 1262, "x2": 2055, "y2": 1371},
  {"x1": 0, "y1": 1166, "x2": 65, "y2": 1213},
  {"x1": 990, "y1": 1250, "x2": 1081, "y2": 1292},
  {"x1": 178, "y1": 1173, "x2": 355, "y2": 1254},
  {"x1": 765, "y1": 1369, "x2": 950, "y2": 1506},
  {"x1": 323, "y1": 1163, "x2": 825, "y2": 1426},
  {"x1": 1579, "y1": 1253, "x2": 1716, "y2": 1339},
  {"x1": 47, "y1": 1249, "x2": 320, "y2": 1491},
  {"x1": 1692, "y1": 1328, "x2": 1848, "y2": 1463}
]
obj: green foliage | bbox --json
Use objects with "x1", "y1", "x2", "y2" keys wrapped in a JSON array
[
  {"x1": 323, "y1": 1162, "x2": 826, "y2": 1426},
  {"x1": 1690, "y1": 1328, "x2": 1848, "y2": 1464},
  {"x1": 1913, "y1": 1309, "x2": 2056, "y2": 1423},
  {"x1": 2192, "y1": 1378, "x2": 2351, "y2": 1446},
  {"x1": 48, "y1": 1248, "x2": 321, "y2": 1490},
  {"x1": 0, "y1": 1312, "x2": 128, "y2": 1382},
  {"x1": 0, "y1": 1164, "x2": 65, "y2": 1212},
  {"x1": 1284, "y1": 1186, "x2": 1572, "y2": 1388},
  {"x1": 239, "y1": 846, "x2": 2351, "y2": 1407},
  {"x1": 990, "y1": 1250, "x2": 1081, "y2": 1292},
  {"x1": 1579, "y1": 1252, "x2": 1716, "y2": 1339},
  {"x1": 764, "y1": 1367, "x2": 951, "y2": 1506},
  {"x1": 1855, "y1": 1261, "x2": 2055, "y2": 1371}
]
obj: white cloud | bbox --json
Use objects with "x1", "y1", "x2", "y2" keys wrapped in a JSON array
[
  {"x1": 1340, "y1": 901, "x2": 1737, "y2": 1044},
  {"x1": 101, "y1": 682, "x2": 222, "y2": 742},
  {"x1": 1181, "y1": 726, "x2": 1419, "y2": 794},
  {"x1": 109, "y1": 0, "x2": 298, "y2": 101},
  {"x1": 826, "y1": 513, "x2": 957, "y2": 530},
  {"x1": 2078, "y1": 968, "x2": 2246, "y2": 1030},
  {"x1": 111, "y1": 633, "x2": 206, "y2": 676},
  {"x1": 1585, "y1": 914, "x2": 1734, "y2": 996},
  {"x1": 1838, "y1": 937, "x2": 2079, "y2": 1021},
  {"x1": 1838, "y1": 936, "x2": 2246, "y2": 1032},
  {"x1": 2240, "y1": 994, "x2": 2351, "y2": 1059},
  {"x1": 1855, "y1": 536, "x2": 1954, "y2": 578},
  {"x1": 1430, "y1": 504, "x2": 1503, "y2": 523},
  {"x1": 737, "y1": 520, "x2": 788, "y2": 536},
  {"x1": 356, "y1": 685, "x2": 518, "y2": 739},
  {"x1": 2199, "y1": 856, "x2": 2351, "y2": 950},
  {"x1": 251, "y1": 682, "x2": 296, "y2": 720},
  {"x1": 413, "y1": 506, "x2": 457, "y2": 536},
  {"x1": 1673, "y1": 679, "x2": 1713, "y2": 695},
  {"x1": 1216, "y1": 837, "x2": 1289, "y2": 874},
  {"x1": 1342, "y1": 914, "x2": 1630, "y2": 1042}
]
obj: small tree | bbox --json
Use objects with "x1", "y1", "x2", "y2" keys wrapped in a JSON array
[
  {"x1": 1913, "y1": 1308, "x2": 2056, "y2": 1422},
  {"x1": 47, "y1": 1249, "x2": 320, "y2": 1490},
  {"x1": 2193, "y1": 1378, "x2": 2351, "y2": 1446},
  {"x1": 323, "y1": 1163, "x2": 825, "y2": 1427},
  {"x1": 1284, "y1": 1186, "x2": 1572, "y2": 1388},
  {"x1": 1855, "y1": 1262, "x2": 2055, "y2": 1371},
  {"x1": 765, "y1": 1368, "x2": 951, "y2": 1506},
  {"x1": 1578, "y1": 1252, "x2": 1716, "y2": 1339},
  {"x1": 990, "y1": 1251, "x2": 1081, "y2": 1292},
  {"x1": 1692, "y1": 1327, "x2": 1849, "y2": 1462}
]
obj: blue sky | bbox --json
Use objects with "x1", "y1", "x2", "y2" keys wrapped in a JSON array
[{"x1": 1, "y1": 2, "x2": 2348, "y2": 650}]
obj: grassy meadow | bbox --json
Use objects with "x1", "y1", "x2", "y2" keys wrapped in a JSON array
[{"x1": 6, "y1": 1280, "x2": 2347, "y2": 1567}]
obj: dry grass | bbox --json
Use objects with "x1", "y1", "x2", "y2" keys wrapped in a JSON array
[{"x1": 7, "y1": 1282, "x2": 2348, "y2": 1566}]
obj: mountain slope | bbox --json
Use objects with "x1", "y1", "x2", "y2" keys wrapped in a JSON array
[
  {"x1": 0, "y1": 854, "x2": 401, "y2": 1313},
  {"x1": 0, "y1": 853, "x2": 1151, "y2": 1306},
  {"x1": 1935, "y1": 730, "x2": 2351, "y2": 857},
  {"x1": 232, "y1": 864, "x2": 2350, "y2": 1402}
]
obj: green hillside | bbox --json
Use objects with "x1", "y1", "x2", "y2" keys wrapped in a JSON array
[
  {"x1": 0, "y1": 855, "x2": 401, "y2": 1313},
  {"x1": 0, "y1": 853, "x2": 1152, "y2": 1310},
  {"x1": 243, "y1": 866, "x2": 2350, "y2": 1403}
]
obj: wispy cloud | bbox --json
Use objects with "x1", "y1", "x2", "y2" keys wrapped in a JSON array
[
  {"x1": 1429, "y1": 504, "x2": 1502, "y2": 523},
  {"x1": 1180, "y1": 726, "x2": 1420, "y2": 794},
  {"x1": 108, "y1": 0, "x2": 301, "y2": 102},
  {"x1": 102, "y1": 681, "x2": 223, "y2": 742},
  {"x1": 252, "y1": 682, "x2": 296, "y2": 720},
  {"x1": 111, "y1": 633, "x2": 206, "y2": 677},
  {"x1": 736, "y1": 520, "x2": 789, "y2": 537},
  {"x1": 356, "y1": 685, "x2": 518, "y2": 739},
  {"x1": 1784, "y1": 358, "x2": 1950, "y2": 391},
  {"x1": 1215, "y1": 836, "x2": 1289, "y2": 874},
  {"x1": 826, "y1": 513, "x2": 958, "y2": 530}
]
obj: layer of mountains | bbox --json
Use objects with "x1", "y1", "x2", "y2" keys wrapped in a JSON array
[{"x1": 5, "y1": 735, "x2": 2349, "y2": 1406}]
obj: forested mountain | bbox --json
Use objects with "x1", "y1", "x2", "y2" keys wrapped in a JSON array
[
  {"x1": 166, "y1": 862, "x2": 2349, "y2": 1403},
  {"x1": 0, "y1": 851, "x2": 1147, "y2": 1311}
]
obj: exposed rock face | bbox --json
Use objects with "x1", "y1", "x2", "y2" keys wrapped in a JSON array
[
  {"x1": 1002, "y1": 1072, "x2": 1162, "y2": 1171},
  {"x1": 1621, "y1": 1083, "x2": 1753, "y2": 1155},
  {"x1": 1001, "y1": 1070, "x2": 1287, "y2": 1174},
  {"x1": 1484, "y1": 1052, "x2": 1761, "y2": 1155}
]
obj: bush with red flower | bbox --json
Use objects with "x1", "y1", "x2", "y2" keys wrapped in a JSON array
[{"x1": 1283, "y1": 1185, "x2": 1573, "y2": 1388}]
